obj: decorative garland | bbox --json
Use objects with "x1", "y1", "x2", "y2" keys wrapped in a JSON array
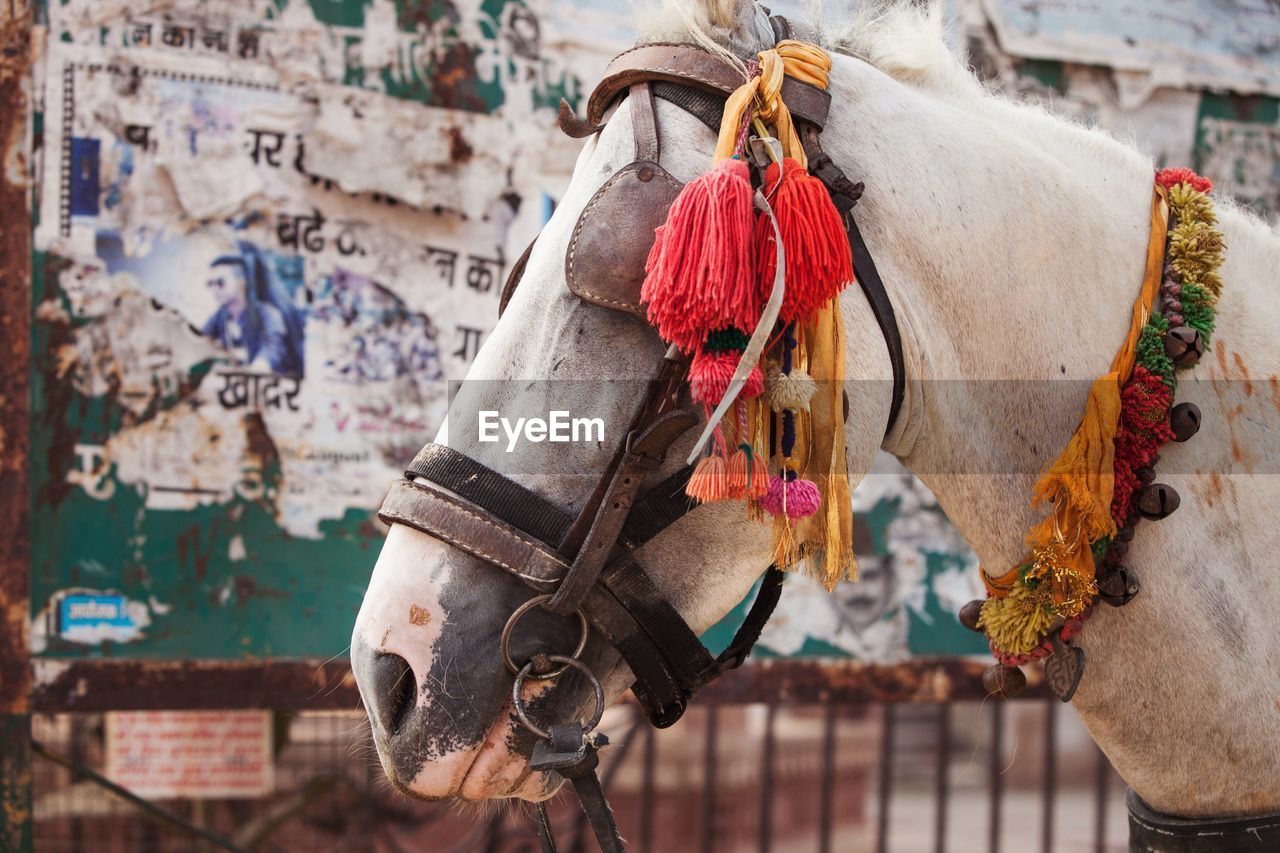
[
  {"x1": 641, "y1": 41, "x2": 858, "y2": 590},
  {"x1": 961, "y1": 167, "x2": 1224, "y2": 698}
]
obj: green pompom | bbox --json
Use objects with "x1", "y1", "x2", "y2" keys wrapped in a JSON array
[
  {"x1": 704, "y1": 328, "x2": 750, "y2": 353},
  {"x1": 1136, "y1": 315, "x2": 1175, "y2": 389},
  {"x1": 1180, "y1": 282, "x2": 1216, "y2": 344}
]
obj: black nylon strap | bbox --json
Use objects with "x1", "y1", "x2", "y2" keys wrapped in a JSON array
[
  {"x1": 715, "y1": 566, "x2": 786, "y2": 671},
  {"x1": 651, "y1": 81, "x2": 723, "y2": 132},
  {"x1": 1127, "y1": 790, "x2": 1280, "y2": 852},
  {"x1": 807, "y1": 147, "x2": 907, "y2": 437},
  {"x1": 565, "y1": 768, "x2": 624, "y2": 853},
  {"x1": 582, "y1": 584, "x2": 690, "y2": 723},
  {"x1": 846, "y1": 211, "x2": 905, "y2": 435},
  {"x1": 619, "y1": 465, "x2": 694, "y2": 544},
  {"x1": 405, "y1": 443, "x2": 697, "y2": 552},
  {"x1": 406, "y1": 443, "x2": 571, "y2": 547}
]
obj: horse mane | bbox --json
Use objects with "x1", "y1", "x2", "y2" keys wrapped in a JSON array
[
  {"x1": 635, "y1": 1, "x2": 1153, "y2": 171},
  {"x1": 633, "y1": 0, "x2": 978, "y2": 94},
  {"x1": 830, "y1": 0, "x2": 984, "y2": 101},
  {"x1": 635, "y1": 0, "x2": 1280, "y2": 234}
]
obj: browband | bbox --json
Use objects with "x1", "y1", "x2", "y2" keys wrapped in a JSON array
[{"x1": 586, "y1": 42, "x2": 832, "y2": 130}]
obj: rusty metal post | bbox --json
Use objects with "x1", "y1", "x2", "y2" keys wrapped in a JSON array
[{"x1": 0, "y1": 1, "x2": 34, "y2": 850}]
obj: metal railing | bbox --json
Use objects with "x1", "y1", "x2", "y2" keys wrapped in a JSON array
[{"x1": 30, "y1": 698, "x2": 1125, "y2": 852}]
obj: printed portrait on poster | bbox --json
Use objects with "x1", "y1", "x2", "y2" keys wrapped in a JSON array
[{"x1": 201, "y1": 243, "x2": 306, "y2": 376}]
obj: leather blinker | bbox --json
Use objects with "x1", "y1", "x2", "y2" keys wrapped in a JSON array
[{"x1": 565, "y1": 160, "x2": 682, "y2": 318}]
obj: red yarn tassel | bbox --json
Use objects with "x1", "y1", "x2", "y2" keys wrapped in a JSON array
[
  {"x1": 1111, "y1": 366, "x2": 1175, "y2": 524},
  {"x1": 757, "y1": 158, "x2": 853, "y2": 323},
  {"x1": 690, "y1": 351, "x2": 764, "y2": 406},
  {"x1": 642, "y1": 159, "x2": 761, "y2": 353}
]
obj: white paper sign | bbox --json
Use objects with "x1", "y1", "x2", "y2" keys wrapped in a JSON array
[{"x1": 105, "y1": 710, "x2": 273, "y2": 799}]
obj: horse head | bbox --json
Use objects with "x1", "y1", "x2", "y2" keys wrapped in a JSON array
[{"x1": 353, "y1": 0, "x2": 1280, "y2": 824}]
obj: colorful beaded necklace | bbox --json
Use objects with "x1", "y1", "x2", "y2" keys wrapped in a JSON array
[{"x1": 959, "y1": 168, "x2": 1224, "y2": 701}]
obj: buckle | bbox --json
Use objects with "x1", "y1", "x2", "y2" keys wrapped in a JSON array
[{"x1": 624, "y1": 429, "x2": 665, "y2": 470}]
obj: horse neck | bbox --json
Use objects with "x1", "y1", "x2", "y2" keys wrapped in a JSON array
[
  {"x1": 831, "y1": 55, "x2": 1280, "y2": 815},
  {"x1": 827, "y1": 56, "x2": 1157, "y2": 570}
]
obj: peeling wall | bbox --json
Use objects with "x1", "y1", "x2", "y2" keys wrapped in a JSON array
[
  {"x1": 30, "y1": 0, "x2": 620, "y2": 658},
  {"x1": 25, "y1": 0, "x2": 1280, "y2": 662}
]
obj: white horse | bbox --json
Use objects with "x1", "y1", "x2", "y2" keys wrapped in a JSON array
[{"x1": 352, "y1": 0, "x2": 1280, "y2": 820}]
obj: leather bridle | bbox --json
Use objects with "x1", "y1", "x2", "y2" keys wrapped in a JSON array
[{"x1": 377, "y1": 19, "x2": 905, "y2": 852}]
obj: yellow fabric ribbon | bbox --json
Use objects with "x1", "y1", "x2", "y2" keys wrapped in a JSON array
[
  {"x1": 796, "y1": 301, "x2": 856, "y2": 589},
  {"x1": 713, "y1": 40, "x2": 833, "y2": 166},
  {"x1": 985, "y1": 183, "x2": 1171, "y2": 596}
]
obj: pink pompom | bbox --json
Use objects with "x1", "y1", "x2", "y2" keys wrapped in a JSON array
[
  {"x1": 690, "y1": 351, "x2": 764, "y2": 405},
  {"x1": 760, "y1": 474, "x2": 821, "y2": 519}
]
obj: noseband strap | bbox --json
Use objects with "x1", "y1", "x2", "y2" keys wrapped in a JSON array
[{"x1": 381, "y1": 439, "x2": 787, "y2": 726}]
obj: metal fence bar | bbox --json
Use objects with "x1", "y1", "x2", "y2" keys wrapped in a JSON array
[
  {"x1": 32, "y1": 659, "x2": 1051, "y2": 713},
  {"x1": 1094, "y1": 745, "x2": 1110, "y2": 853},
  {"x1": 30, "y1": 740, "x2": 243, "y2": 852},
  {"x1": 818, "y1": 705, "x2": 837, "y2": 853},
  {"x1": 639, "y1": 726, "x2": 657, "y2": 853},
  {"x1": 876, "y1": 703, "x2": 895, "y2": 853},
  {"x1": 935, "y1": 703, "x2": 951, "y2": 853},
  {"x1": 700, "y1": 706, "x2": 719, "y2": 853},
  {"x1": 1042, "y1": 700, "x2": 1058, "y2": 853},
  {"x1": 758, "y1": 703, "x2": 778, "y2": 853},
  {"x1": 989, "y1": 701, "x2": 1004, "y2": 853}
]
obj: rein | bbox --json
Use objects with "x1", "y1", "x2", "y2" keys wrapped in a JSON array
[{"x1": 379, "y1": 19, "x2": 904, "y2": 852}]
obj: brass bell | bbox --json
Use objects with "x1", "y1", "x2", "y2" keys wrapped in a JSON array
[
  {"x1": 1136, "y1": 483, "x2": 1180, "y2": 520},
  {"x1": 1170, "y1": 402, "x2": 1201, "y2": 442},
  {"x1": 1097, "y1": 566, "x2": 1140, "y2": 607},
  {"x1": 958, "y1": 599, "x2": 985, "y2": 632},
  {"x1": 1164, "y1": 326, "x2": 1205, "y2": 369},
  {"x1": 982, "y1": 664, "x2": 1027, "y2": 699}
]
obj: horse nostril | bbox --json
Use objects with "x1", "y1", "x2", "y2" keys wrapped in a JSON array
[{"x1": 369, "y1": 651, "x2": 417, "y2": 735}]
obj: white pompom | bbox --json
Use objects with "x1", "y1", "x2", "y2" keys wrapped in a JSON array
[{"x1": 764, "y1": 365, "x2": 816, "y2": 412}]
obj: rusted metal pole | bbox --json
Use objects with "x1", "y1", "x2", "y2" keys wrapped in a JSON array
[
  {"x1": 988, "y1": 701, "x2": 1005, "y2": 853},
  {"x1": 638, "y1": 727, "x2": 657, "y2": 853},
  {"x1": 817, "y1": 704, "x2": 837, "y2": 853},
  {"x1": 758, "y1": 703, "x2": 777, "y2": 853},
  {"x1": 875, "y1": 704, "x2": 895, "y2": 853},
  {"x1": 1093, "y1": 745, "x2": 1110, "y2": 853},
  {"x1": 0, "y1": 2, "x2": 34, "y2": 850},
  {"x1": 934, "y1": 703, "x2": 951, "y2": 853},
  {"x1": 1041, "y1": 700, "x2": 1058, "y2": 853},
  {"x1": 699, "y1": 706, "x2": 719, "y2": 853}
]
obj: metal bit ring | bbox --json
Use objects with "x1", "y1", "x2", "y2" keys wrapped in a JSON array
[
  {"x1": 511, "y1": 655, "x2": 605, "y2": 741},
  {"x1": 500, "y1": 594, "x2": 589, "y2": 679}
]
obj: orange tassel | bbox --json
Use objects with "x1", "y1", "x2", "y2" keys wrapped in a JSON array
[
  {"x1": 757, "y1": 158, "x2": 853, "y2": 323},
  {"x1": 726, "y1": 447, "x2": 751, "y2": 499},
  {"x1": 686, "y1": 454, "x2": 730, "y2": 503},
  {"x1": 643, "y1": 159, "x2": 761, "y2": 352}
]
